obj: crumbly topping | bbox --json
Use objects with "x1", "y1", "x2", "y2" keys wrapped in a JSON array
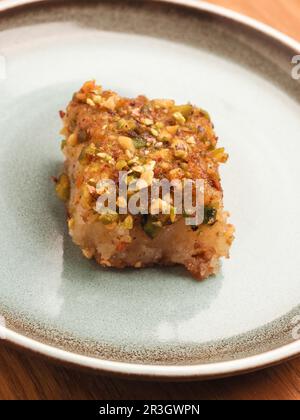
[{"x1": 57, "y1": 81, "x2": 228, "y2": 238}]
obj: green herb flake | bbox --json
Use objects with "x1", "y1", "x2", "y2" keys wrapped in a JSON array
[
  {"x1": 133, "y1": 137, "x2": 147, "y2": 149},
  {"x1": 141, "y1": 215, "x2": 162, "y2": 239},
  {"x1": 203, "y1": 206, "x2": 217, "y2": 225}
]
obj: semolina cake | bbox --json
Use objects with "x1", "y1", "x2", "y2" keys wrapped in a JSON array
[{"x1": 55, "y1": 81, "x2": 234, "y2": 280}]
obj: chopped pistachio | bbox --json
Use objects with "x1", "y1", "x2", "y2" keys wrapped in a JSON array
[
  {"x1": 141, "y1": 215, "x2": 162, "y2": 239},
  {"x1": 92, "y1": 95, "x2": 102, "y2": 105},
  {"x1": 79, "y1": 143, "x2": 98, "y2": 165},
  {"x1": 172, "y1": 139, "x2": 189, "y2": 160},
  {"x1": 67, "y1": 133, "x2": 78, "y2": 147},
  {"x1": 203, "y1": 206, "x2": 217, "y2": 225},
  {"x1": 60, "y1": 127, "x2": 68, "y2": 136},
  {"x1": 68, "y1": 218, "x2": 75, "y2": 230},
  {"x1": 170, "y1": 206, "x2": 177, "y2": 223},
  {"x1": 116, "y1": 160, "x2": 128, "y2": 171},
  {"x1": 126, "y1": 175, "x2": 136, "y2": 186},
  {"x1": 131, "y1": 165, "x2": 144, "y2": 173},
  {"x1": 87, "y1": 178, "x2": 97, "y2": 187},
  {"x1": 123, "y1": 215, "x2": 134, "y2": 230},
  {"x1": 86, "y1": 98, "x2": 96, "y2": 107},
  {"x1": 200, "y1": 108, "x2": 211, "y2": 121},
  {"x1": 128, "y1": 158, "x2": 140, "y2": 167},
  {"x1": 61, "y1": 139, "x2": 67, "y2": 150},
  {"x1": 155, "y1": 122, "x2": 164, "y2": 129},
  {"x1": 186, "y1": 136, "x2": 196, "y2": 145},
  {"x1": 171, "y1": 104, "x2": 193, "y2": 118},
  {"x1": 87, "y1": 162, "x2": 103, "y2": 174},
  {"x1": 81, "y1": 185, "x2": 93, "y2": 209},
  {"x1": 55, "y1": 173, "x2": 70, "y2": 202},
  {"x1": 99, "y1": 212, "x2": 119, "y2": 225},
  {"x1": 117, "y1": 119, "x2": 127, "y2": 129},
  {"x1": 211, "y1": 147, "x2": 229, "y2": 163},
  {"x1": 97, "y1": 152, "x2": 107, "y2": 159},
  {"x1": 158, "y1": 129, "x2": 172, "y2": 142},
  {"x1": 180, "y1": 162, "x2": 188, "y2": 170},
  {"x1": 133, "y1": 137, "x2": 147, "y2": 149},
  {"x1": 152, "y1": 99, "x2": 175, "y2": 108},
  {"x1": 102, "y1": 94, "x2": 119, "y2": 111},
  {"x1": 143, "y1": 118, "x2": 154, "y2": 126},
  {"x1": 92, "y1": 86, "x2": 103, "y2": 95},
  {"x1": 150, "y1": 128, "x2": 159, "y2": 137},
  {"x1": 173, "y1": 112, "x2": 186, "y2": 125},
  {"x1": 118, "y1": 119, "x2": 136, "y2": 131},
  {"x1": 126, "y1": 150, "x2": 134, "y2": 159},
  {"x1": 97, "y1": 152, "x2": 114, "y2": 164}
]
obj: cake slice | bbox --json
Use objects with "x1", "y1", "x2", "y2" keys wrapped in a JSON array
[{"x1": 55, "y1": 81, "x2": 234, "y2": 280}]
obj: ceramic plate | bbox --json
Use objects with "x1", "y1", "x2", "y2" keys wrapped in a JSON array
[{"x1": 0, "y1": 0, "x2": 300, "y2": 380}]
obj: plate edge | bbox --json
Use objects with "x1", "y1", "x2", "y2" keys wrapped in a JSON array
[
  {"x1": 0, "y1": 0, "x2": 299, "y2": 379},
  {"x1": 3, "y1": 328, "x2": 300, "y2": 380}
]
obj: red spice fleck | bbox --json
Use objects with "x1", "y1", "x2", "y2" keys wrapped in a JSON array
[
  {"x1": 51, "y1": 176, "x2": 58, "y2": 184},
  {"x1": 76, "y1": 175, "x2": 84, "y2": 188},
  {"x1": 154, "y1": 168, "x2": 161, "y2": 176},
  {"x1": 116, "y1": 242, "x2": 126, "y2": 252}
]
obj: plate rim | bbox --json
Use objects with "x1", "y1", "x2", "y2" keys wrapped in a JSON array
[
  {"x1": 0, "y1": 0, "x2": 300, "y2": 380},
  {"x1": 4, "y1": 328, "x2": 300, "y2": 380}
]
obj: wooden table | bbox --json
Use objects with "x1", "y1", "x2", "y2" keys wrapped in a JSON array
[{"x1": 1, "y1": 0, "x2": 300, "y2": 401}]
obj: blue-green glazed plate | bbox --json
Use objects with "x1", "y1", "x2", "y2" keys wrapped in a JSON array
[{"x1": 0, "y1": 0, "x2": 299, "y2": 379}]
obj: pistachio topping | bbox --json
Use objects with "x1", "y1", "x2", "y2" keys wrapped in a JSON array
[
  {"x1": 173, "y1": 112, "x2": 186, "y2": 125},
  {"x1": 59, "y1": 81, "x2": 228, "y2": 240},
  {"x1": 123, "y1": 215, "x2": 134, "y2": 230},
  {"x1": 55, "y1": 80, "x2": 233, "y2": 280},
  {"x1": 99, "y1": 212, "x2": 119, "y2": 225},
  {"x1": 141, "y1": 215, "x2": 162, "y2": 239},
  {"x1": 203, "y1": 206, "x2": 217, "y2": 225},
  {"x1": 118, "y1": 136, "x2": 136, "y2": 153},
  {"x1": 133, "y1": 137, "x2": 147, "y2": 149},
  {"x1": 171, "y1": 104, "x2": 193, "y2": 118},
  {"x1": 55, "y1": 173, "x2": 70, "y2": 202},
  {"x1": 67, "y1": 133, "x2": 78, "y2": 147}
]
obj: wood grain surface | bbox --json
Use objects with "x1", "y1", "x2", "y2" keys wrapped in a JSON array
[
  {"x1": 206, "y1": 0, "x2": 300, "y2": 41},
  {"x1": 0, "y1": 0, "x2": 300, "y2": 401}
]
